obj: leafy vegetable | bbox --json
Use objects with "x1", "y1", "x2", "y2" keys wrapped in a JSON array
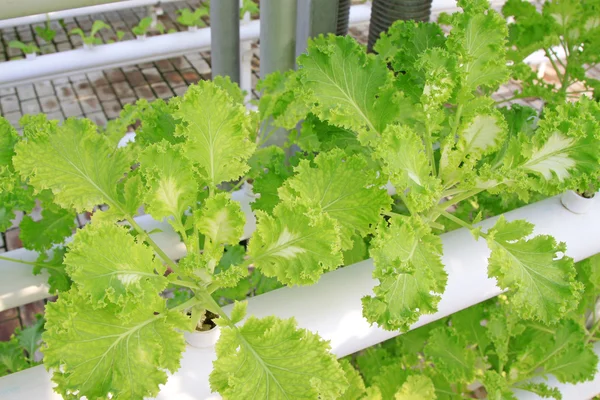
[
  {"x1": 177, "y1": 7, "x2": 208, "y2": 28},
  {"x1": 8, "y1": 40, "x2": 40, "y2": 55},
  {"x1": 502, "y1": 0, "x2": 600, "y2": 103},
  {"x1": 34, "y1": 19, "x2": 56, "y2": 43},
  {"x1": 69, "y1": 20, "x2": 110, "y2": 46},
  {"x1": 1, "y1": 1, "x2": 599, "y2": 398}
]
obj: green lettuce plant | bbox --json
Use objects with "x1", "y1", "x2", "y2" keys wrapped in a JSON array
[
  {"x1": 177, "y1": 7, "x2": 208, "y2": 28},
  {"x1": 501, "y1": 0, "x2": 600, "y2": 104},
  {"x1": 34, "y1": 19, "x2": 57, "y2": 43},
  {"x1": 0, "y1": 316, "x2": 45, "y2": 378},
  {"x1": 132, "y1": 16, "x2": 165, "y2": 37},
  {"x1": 0, "y1": 0, "x2": 599, "y2": 398},
  {"x1": 8, "y1": 40, "x2": 39, "y2": 55},
  {"x1": 342, "y1": 256, "x2": 600, "y2": 398},
  {"x1": 69, "y1": 20, "x2": 111, "y2": 46}
]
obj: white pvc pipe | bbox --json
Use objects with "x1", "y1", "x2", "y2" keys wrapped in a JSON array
[
  {"x1": 0, "y1": 21, "x2": 261, "y2": 89},
  {"x1": 0, "y1": 2, "x2": 382, "y2": 90},
  {"x1": 1, "y1": 194, "x2": 600, "y2": 399},
  {"x1": 0, "y1": 0, "x2": 182, "y2": 30}
]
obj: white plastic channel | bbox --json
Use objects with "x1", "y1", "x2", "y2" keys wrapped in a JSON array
[
  {"x1": 1, "y1": 194, "x2": 600, "y2": 399},
  {"x1": 0, "y1": 4, "x2": 375, "y2": 89},
  {"x1": 0, "y1": 0, "x2": 183, "y2": 30},
  {"x1": 0, "y1": 187, "x2": 256, "y2": 312},
  {"x1": 0, "y1": 21, "x2": 260, "y2": 89}
]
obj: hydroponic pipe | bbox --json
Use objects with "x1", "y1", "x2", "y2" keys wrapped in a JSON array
[
  {"x1": 210, "y1": 0, "x2": 240, "y2": 83},
  {"x1": 1, "y1": 194, "x2": 600, "y2": 399},
  {"x1": 0, "y1": 4, "x2": 376, "y2": 89},
  {"x1": 0, "y1": 22, "x2": 260, "y2": 89},
  {"x1": 0, "y1": 0, "x2": 183, "y2": 29}
]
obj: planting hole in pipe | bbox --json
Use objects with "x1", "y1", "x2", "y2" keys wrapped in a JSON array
[{"x1": 561, "y1": 190, "x2": 596, "y2": 214}]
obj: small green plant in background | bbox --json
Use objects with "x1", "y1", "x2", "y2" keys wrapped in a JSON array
[
  {"x1": 132, "y1": 16, "x2": 165, "y2": 37},
  {"x1": 177, "y1": 7, "x2": 208, "y2": 28},
  {"x1": 34, "y1": 19, "x2": 56, "y2": 43},
  {"x1": 0, "y1": 315, "x2": 45, "y2": 377},
  {"x1": 69, "y1": 20, "x2": 111, "y2": 46},
  {"x1": 8, "y1": 40, "x2": 40, "y2": 55},
  {"x1": 240, "y1": 0, "x2": 259, "y2": 18}
]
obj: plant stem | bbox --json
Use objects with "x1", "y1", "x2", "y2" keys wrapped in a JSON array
[
  {"x1": 170, "y1": 279, "x2": 202, "y2": 290},
  {"x1": 544, "y1": 48, "x2": 564, "y2": 82},
  {"x1": 548, "y1": 47, "x2": 566, "y2": 69},
  {"x1": 423, "y1": 124, "x2": 437, "y2": 177},
  {"x1": 495, "y1": 93, "x2": 531, "y2": 104},
  {"x1": 169, "y1": 296, "x2": 202, "y2": 312},
  {"x1": 397, "y1": 191, "x2": 416, "y2": 216},
  {"x1": 125, "y1": 216, "x2": 181, "y2": 274},
  {"x1": 434, "y1": 188, "x2": 485, "y2": 213},
  {"x1": 587, "y1": 319, "x2": 600, "y2": 342},
  {"x1": 439, "y1": 210, "x2": 476, "y2": 232},
  {"x1": 0, "y1": 254, "x2": 63, "y2": 272},
  {"x1": 382, "y1": 210, "x2": 408, "y2": 219},
  {"x1": 228, "y1": 178, "x2": 247, "y2": 193},
  {"x1": 451, "y1": 104, "x2": 463, "y2": 139}
]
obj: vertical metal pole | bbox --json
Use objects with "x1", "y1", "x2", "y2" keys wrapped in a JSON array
[
  {"x1": 296, "y1": 0, "x2": 339, "y2": 57},
  {"x1": 240, "y1": 0, "x2": 253, "y2": 103},
  {"x1": 260, "y1": 0, "x2": 297, "y2": 78},
  {"x1": 260, "y1": 0, "x2": 298, "y2": 147},
  {"x1": 211, "y1": 0, "x2": 241, "y2": 83}
]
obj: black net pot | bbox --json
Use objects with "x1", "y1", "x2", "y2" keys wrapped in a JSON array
[{"x1": 367, "y1": 0, "x2": 433, "y2": 52}]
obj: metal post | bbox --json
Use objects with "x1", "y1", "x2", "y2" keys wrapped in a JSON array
[
  {"x1": 211, "y1": 0, "x2": 241, "y2": 83},
  {"x1": 296, "y1": 0, "x2": 339, "y2": 57},
  {"x1": 240, "y1": 0, "x2": 253, "y2": 103},
  {"x1": 260, "y1": 0, "x2": 297, "y2": 78},
  {"x1": 259, "y1": 0, "x2": 298, "y2": 148}
]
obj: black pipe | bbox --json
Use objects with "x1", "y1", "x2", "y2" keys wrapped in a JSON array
[
  {"x1": 336, "y1": 0, "x2": 351, "y2": 36},
  {"x1": 367, "y1": 0, "x2": 433, "y2": 52}
]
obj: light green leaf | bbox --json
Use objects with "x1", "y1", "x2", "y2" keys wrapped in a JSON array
[
  {"x1": 499, "y1": 101, "x2": 600, "y2": 195},
  {"x1": 371, "y1": 364, "x2": 411, "y2": 399},
  {"x1": 65, "y1": 223, "x2": 167, "y2": 308},
  {"x1": 339, "y1": 359, "x2": 368, "y2": 400},
  {"x1": 363, "y1": 217, "x2": 446, "y2": 331},
  {"x1": 0, "y1": 168, "x2": 35, "y2": 231},
  {"x1": 394, "y1": 375, "x2": 437, "y2": 400},
  {"x1": 173, "y1": 81, "x2": 255, "y2": 187},
  {"x1": 424, "y1": 327, "x2": 476, "y2": 383},
  {"x1": 43, "y1": 290, "x2": 187, "y2": 400},
  {"x1": 444, "y1": 0, "x2": 509, "y2": 95},
  {"x1": 0, "y1": 337, "x2": 29, "y2": 376},
  {"x1": 19, "y1": 207, "x2": 76, "y2": 252},
  {"x1": 0, "y1": 117, "x2": 18, "y2": 166},
  {"x1": 297, "y1": 34, "x2": 404, "y2": 136},
  {"x1": 513, "y1": 319, "x2": 598, "y2": 384},
  {"x1": 485, "y1": 216, "x2": 581, "y2": 323},
  {"x1": 13, "y1": 118, "x2": 132, "y2": 213},
  {"x1": 139, "y1": 142, "x2": 198, "y2": 221},
  {"x1": 196, "y1": 192, "x2": 245, "y2": 246},
  {"x1": 374, "y1": 125, "x2": 441, "y2": 213},
  {"x1": 16, "y1": 314, "x2": 45, "y2": 363},
  {"x1": 249, "y1": 202, "x2": 343, "y2": 285},
  {"x1": 248, "y1": 146, "x2": 294, "y2": 213},
  {"x1": 210, "y1": 307, "x2": 347, "y2": 399},
  {"x1": 33, "y1": 247, "x2": 72, "y2": 294},
  {"x1": 280, "y1": 149, "x2": 390, "y2": 250},
  {"x1": 482, "y1": 371, "x2": 516, "y2": 400}
]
